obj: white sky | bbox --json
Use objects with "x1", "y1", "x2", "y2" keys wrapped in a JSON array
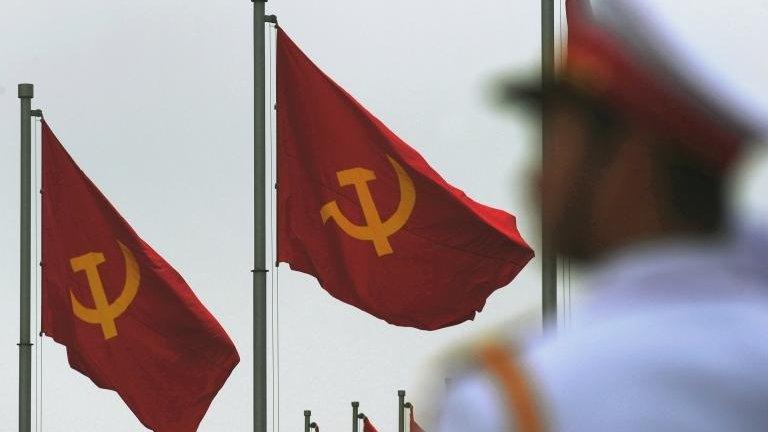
[{"x1": 1, "y1": 1, "x2": 767, "y2": 431}]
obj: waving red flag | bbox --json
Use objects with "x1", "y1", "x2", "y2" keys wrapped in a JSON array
[
  {"x1": 41, "y1": 121, "x2": 239, "y2": 431},
  {"x1": 276, "y1": 28, "x2": 534, "y2": 330}
]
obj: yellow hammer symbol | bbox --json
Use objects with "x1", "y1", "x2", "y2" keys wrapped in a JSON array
[
  {"x1": 69, "y1": 241, "x2": 140, "y2": 340},
  {"x1": 320, "y1": 155, "x2": 416, "y2": 256}
]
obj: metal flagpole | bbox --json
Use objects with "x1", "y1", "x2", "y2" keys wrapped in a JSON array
[
  {"x1": 398, "y1": 390, "x2": 405, "y2": 432},
  {"x1": 18, "y1": 83, "x2": 34, "y2": 432},
  {"x1": 541, "y1": 0, "x2": 557, "y2": 332},
  {"x1": 253, "y1": 1, "x2": 268, "y2": 431},
  {"x1": 352, "y1": 402, "x2": 360, "y2": 432}
]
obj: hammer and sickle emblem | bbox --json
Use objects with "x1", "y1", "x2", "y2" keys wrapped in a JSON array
[
  {"x1": 320, "y1": 155, "x2": 416, "y2": 256},
  {"x1": 69, "y1": 241, "x2": 140, "y2": 340}
]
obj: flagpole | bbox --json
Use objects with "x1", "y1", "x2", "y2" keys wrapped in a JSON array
[
  {"x1": 253, "y1": 1, "x2": 268, "y2": 431},
  {"x1": 398, "y1": 390, "x2": 405, "y2": 432},
  {"x1": 18, "y1": 83, "x2": 34, "y2": 432},
  {"x1": 541, "y1": 0, "x2": 557, "y2": 331},
  {"x1": 352, "y1": 402, "x2": 360, "y2": 432}
]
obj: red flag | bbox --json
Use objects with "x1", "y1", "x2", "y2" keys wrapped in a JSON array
[
  {"x1": 363, "y1": 417, "x2": 380, "y2": 432},
  {"x1": 410, "y1": 408, "x2": 426, "y2": 432},
  {"x1": 276, "y1": 28, "x2": 534, "y2": 330},
  {"x1": 41, "y1": 121, "x2": 239, "y2": 431}
]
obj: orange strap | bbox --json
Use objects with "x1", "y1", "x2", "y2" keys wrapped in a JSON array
[{"x1": 478, "y1": 343, "x2": 546, "y2": 432}]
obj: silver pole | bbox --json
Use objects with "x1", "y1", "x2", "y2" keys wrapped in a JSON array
[
  {"x1": 253, "y1": 1, "x2": 268, "y2": 431},
  {"x1": 18, "y1": 83, "x2": 33, "y2": 432},
  {"x1": 352, "y1": 402, "x2": 359, "y2": 432},
  {"x1": 541, "y1": 0, "x2": 557, "y2": 332},
  {"x1": 398, "y1": 390, "x2": 405, "y2": 432},
  {"x1": 404, "y1": 402, "x2": 413, "y2": 420}
]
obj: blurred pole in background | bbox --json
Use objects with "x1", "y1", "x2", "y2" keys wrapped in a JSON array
[{"x1": 541, "y1": 0, "x2": 558, "y2": 332}]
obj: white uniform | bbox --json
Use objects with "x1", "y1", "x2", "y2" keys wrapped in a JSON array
[{"x1": 438, "y1": 226, "x2": 768, "y2": 431}]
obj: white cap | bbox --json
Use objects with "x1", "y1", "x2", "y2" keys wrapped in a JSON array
[{"x1": 587, "y1": 0, "x2": 768, "y2": 143}]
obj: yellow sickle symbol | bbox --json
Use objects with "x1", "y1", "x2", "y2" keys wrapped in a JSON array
[
  {"x1": 69, "y1": 241, "x2": 140, "y2": 340},
  {"x1": 320, "y1": 155, "x2": 416, "y2": 256}
]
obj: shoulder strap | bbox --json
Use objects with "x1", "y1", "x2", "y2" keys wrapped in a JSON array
[{"x1": 477, "y1": 343, "x2": 546, "y2": 432}]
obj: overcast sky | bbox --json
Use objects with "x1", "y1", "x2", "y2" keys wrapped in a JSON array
[{"x1": 2, "y1": 1, "x2": 767, "y2": 431}]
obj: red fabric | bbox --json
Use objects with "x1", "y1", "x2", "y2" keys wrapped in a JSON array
[
  {"x1": 363, "y1": 417, "x2": 380, "y2": 432},
  {"x1": 276, "y1": 28, "x2": 534, "y2": 330},
  {"x1": 410, "y1": 409, "x2": 426, "y2": 432},
  {"x1": 564, "y1": 1, "x2": 742, "y2": 171},
  {"x1": 41, "y1": 121, "x2": 239, "y2": 431}
]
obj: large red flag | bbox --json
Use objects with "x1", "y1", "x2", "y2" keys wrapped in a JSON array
[
  {"x1": 276, "y1": 28, "x2": 534, "y2": 330},
  {"x1": 41, "y1": 121, "x2": 239, "y2": 431}
]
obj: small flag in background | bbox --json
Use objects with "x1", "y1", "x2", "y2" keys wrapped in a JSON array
[
  {"x1": 41, "y1": 121, "x2": 239, "y2": 431},
  {"x1": 276, "y1": 28, "x2": 534, "y2": 330},
  {"x1": 363, "y1": 417, "x2": 380, "y2": 432},
  {"x1": 410, "y1": 408, "x2": 426, "y2": 432}
]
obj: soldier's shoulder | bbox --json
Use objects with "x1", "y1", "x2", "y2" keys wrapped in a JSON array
[
  {"x1": 437, "y1": 369, "x2": 508, "y2": 432},
  {"x1": 434, "y1": 309, "x2": 540, "y2": 376},
  {"x1": 432, "y1": 309, "x2": 546, "y2": 432}
]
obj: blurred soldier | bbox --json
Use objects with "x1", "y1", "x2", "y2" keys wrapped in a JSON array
[{"x1": 437, "y1": 0, "x2": 768, "y2": 431}]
